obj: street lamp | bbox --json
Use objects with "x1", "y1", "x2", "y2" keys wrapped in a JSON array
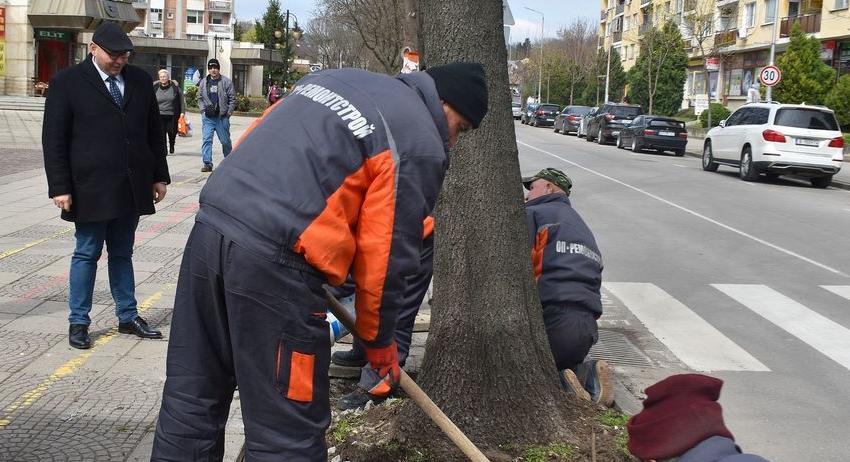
[
  {"x1": 525, "y1": 7, "x2": 544, "y2": 104},
  {"x1": 272, "y1": 10, "x2": 302, "y2": 90}
]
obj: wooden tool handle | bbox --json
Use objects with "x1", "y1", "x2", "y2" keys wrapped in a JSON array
[{"x1": 324, "y1": 287, "x2": 490, "y2": 462}]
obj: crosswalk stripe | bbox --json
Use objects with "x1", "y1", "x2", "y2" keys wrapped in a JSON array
[
  {"x1": 821, "y1": 285, "x2": 850, "y2": 301},
  {"x1": 714, "y1": 284, "x2": 850, "y2": 372},
  {"x1": 604, "y1": 282, "x2": 769, "y2": 372}
]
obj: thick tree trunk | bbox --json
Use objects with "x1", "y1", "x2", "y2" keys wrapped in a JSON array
[
  {"x1": 402, "y1": 0, "x2": 420, "y2": 53},
  {"x1": 398, "y1": 0, "x2": 577, "y2": 452}
]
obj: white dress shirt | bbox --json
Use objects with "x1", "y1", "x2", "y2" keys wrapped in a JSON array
[{"x1": 92, "y1": 59, "x2": 125, "y2": 97}]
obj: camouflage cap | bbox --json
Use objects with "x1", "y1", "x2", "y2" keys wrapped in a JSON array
[{"x1": 522, "y1": 168, "x2": 573, "y2": 196}]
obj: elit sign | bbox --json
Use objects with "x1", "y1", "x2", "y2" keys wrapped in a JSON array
[{"x1": 36, "y1": 30, "x2": 71, "y2": 41}]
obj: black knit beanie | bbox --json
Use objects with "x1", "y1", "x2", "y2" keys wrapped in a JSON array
[{"x1": 425, "y1": 62, "x2": 488, "y2": 128}]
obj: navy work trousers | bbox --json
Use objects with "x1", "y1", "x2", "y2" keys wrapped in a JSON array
[
  {"x1": 151, "y1": 221, "x2": 331, "y2": 461},
  {"x1": 543, "y1": 304, "x2": 599, "y2": 371}
]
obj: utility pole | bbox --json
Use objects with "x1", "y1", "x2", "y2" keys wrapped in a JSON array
[
  {"x1": 766, "y1": 0, "x2": 780, "y2": 101},
  {"x1": 525, "y1": 7, "x2": 544, "y2": 103}
]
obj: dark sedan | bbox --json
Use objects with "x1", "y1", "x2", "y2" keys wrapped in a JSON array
[
  {"x1": 616, "y1": 115, "x2": 688, "y2": 156},
  {"x1": 554, "y1": 105, "x2": 592, "y2": 135},
  {"x1": 528, "y1": 104, "x2": 561, "y2": 127},
  {"x1": 520, "y1": 103, "x2": 538, "y2": 124}
]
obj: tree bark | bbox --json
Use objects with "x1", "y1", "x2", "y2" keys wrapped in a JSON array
[
  {"x1": 398, "y1": 0, "x2": 577, "y2": 452},
  {"x1": 402, "y1": 0, "x2": 420, "y2": 53}
]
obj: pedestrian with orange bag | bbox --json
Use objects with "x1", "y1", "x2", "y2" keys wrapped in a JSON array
[{"x1": 153, "y1": 69, "x2": 185, "y2": 154}]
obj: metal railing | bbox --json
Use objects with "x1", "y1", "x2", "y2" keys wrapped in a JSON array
[
  {"x1": 780, "y1": 12, "x2": 821, "y2": 37},
  {"x1": 208, "y1": 0, "x2": 232, "y2": 12},
  {"x1": 714, "y1": 29, "x2": 737, "y2": 46},
  {"x1": 208, "y1": 24, "x2": 232, "y2": 34}
]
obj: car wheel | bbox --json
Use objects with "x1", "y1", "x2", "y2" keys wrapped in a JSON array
[
  {"x1": 631, "y1": 137, "x2": 642, "y2": 153},
  {"x1": 616, "y1": 135, "x2": 623, "y2": 149},
  {"x1": 739, "y1": 146, "x2": 759, "y2": 182},
  {"x1": 586, "y1": 128, "x2": 594, "y2": 142},
  {"x1": 553, "y1": 123, "x2": 560, "y2": 134},
  {"x1": 578, "y1": 126, "x2": 585, "y2": 138},
  {"x1": 811, "y1": 176, "x2": 833, "y2": 188},
  {"x1": 674, "y1": 149, "x2": 685, "y2": 157},
  {"x1": 597, "y1": 129, "x2": 606, "y2": 145},
  {"x1": 702, "y1": 141, "x2": 718, "y2": 172}
]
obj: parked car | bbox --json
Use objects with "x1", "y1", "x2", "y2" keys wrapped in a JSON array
[
  {"x1": 577, "y1": 107, "x2": 598, "y2": 138},
  {"x1": 616, "y1": 115, "x2": 688, "y2": 156},
  {"x1": 512, "y1": 102, "x2": 522, "y2": 119},
  {"x1": 554, "y1": 105, "x2": 593, "y2": 135},
  {"x1": 520, "y1": 103, "x2": 538, "y2": 124},
  {"x1": 527, "y1": 103, "x2": 561, "y2": 127},
  {"x1": 586, "y1": 103, "x2": 642, "y2": 144},
  {"x1": 702, "y1": 102, "x2": 843, "y2": 187}
]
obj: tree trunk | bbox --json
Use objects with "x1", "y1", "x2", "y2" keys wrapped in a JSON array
[
  {"x1": 398, "y1": 0, "x2": 577, "y2": 453},
  {"x1": 402, "y1": 0, "x2": 420, "y2": 53}
]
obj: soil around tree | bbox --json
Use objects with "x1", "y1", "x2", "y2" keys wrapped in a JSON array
[{"x1": 325, "y1": 377, "x2": 636, "y2": 461}]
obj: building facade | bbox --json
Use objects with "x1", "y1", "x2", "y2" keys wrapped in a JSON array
[
  {"x1": 599, "y1": 0, "x2": 850, "y2": 111},
  {"x1": 0, "y1": 0, "x2": 270, "y2": 98}
]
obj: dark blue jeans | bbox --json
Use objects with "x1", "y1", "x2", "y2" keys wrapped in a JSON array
[{"x1": 68, "y1": 215, "x2": 139, "y2": 325}]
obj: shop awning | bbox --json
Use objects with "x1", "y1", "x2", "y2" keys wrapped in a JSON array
[
  {"x1": 230, "y1": 48, "x2": 285, "y2": 66},
  {"x1": 130, "y1": 36, "x2": 209, "y2": 56},
  {"x1": 28, "y1": 0, "x2": 140, "y2": 32}
]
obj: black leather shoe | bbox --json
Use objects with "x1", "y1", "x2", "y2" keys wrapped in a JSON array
[
  {"x1": 69, "y1": 324, "x2": 92, "y2": 349},
  {"x1": 331, "y1": 348, "x2": 367, "y2": 368},
  {"x1": 118, "y1": 316, "x2": 162, "y2": 339}
]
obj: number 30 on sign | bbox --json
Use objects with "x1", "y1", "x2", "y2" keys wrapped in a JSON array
[{"x1": 759, "y1": 65, "x2": 782, "y2": 87}]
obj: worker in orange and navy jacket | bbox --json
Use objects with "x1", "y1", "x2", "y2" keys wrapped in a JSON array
[
  {"x1": 330, "y1": 216, "x2": 435, "y2": 411},
  {"x1": 151, "y1": 63, "x2": 488, "y2": 461},
  {"x1": 523, "y1": 168, "x2": 613, "y2": 408}
]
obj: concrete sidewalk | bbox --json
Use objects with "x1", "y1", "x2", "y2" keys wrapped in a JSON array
[{"x1": 0, "y1": 110, "x2": 249, "y2": 461}]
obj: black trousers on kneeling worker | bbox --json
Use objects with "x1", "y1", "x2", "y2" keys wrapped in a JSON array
[
  {"x1": 151, "y1": 221, "x2": 331, "y2": 462},
  {"x1": 543, "y1": 304, "x2": 599, "y2": 372}
]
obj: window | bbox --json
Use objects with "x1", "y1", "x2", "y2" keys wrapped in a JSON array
[
  {"x1": 749, "y1": 108, "x2": 770, "y2": 125},
  {"x1": 149, "y1": 8, "x2": 162, "y2": 22},
  {"x1": 836, "y1": 0, "x2": 849, "y2": 9},
  {"x1": 726, "y1": 109, "x2": 749, "y2": 126},
  {"x1": 764, "y1": 0, "x2": 776, "y2": 23},
  {"x1": 611, "y1": 106, "x2": 641, "y2": 116},
  {"x1": 649, "y1": 119, "x2": 685, "y2": 128},
  {"x1": 744, "y1": 3, "x2": 756, "y2": 28},
  {"x1": 624, "y1": 15, "x2": 631, "y2": 31},
  {"x1": 209, "y1": 12, "x2": 226, "y2": 25},
  {"x1": 187, "y1": 10, "x2": 202, "y2": 24},
  {"x1": 775, "y1": 109, "x2": 839, "y2": 131}
]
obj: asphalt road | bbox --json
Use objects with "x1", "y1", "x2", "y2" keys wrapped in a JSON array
[{"x1": 515, "y1": 121, "x2": 850, "y2": 461}]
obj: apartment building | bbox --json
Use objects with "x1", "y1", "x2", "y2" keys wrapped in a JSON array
[{"x1": 599, "y1": 0, "x2": 850, "y2": 110}]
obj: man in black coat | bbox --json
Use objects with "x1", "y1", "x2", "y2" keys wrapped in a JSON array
[{"x1": 42, "y1": 22, "x2": 171, "y2": 349}]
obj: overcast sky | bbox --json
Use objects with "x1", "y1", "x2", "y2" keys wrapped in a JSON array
[{"x1": 234, "y1": 0, "x2": 599, "y2": 43}]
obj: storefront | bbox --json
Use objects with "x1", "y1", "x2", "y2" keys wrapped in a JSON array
[
  {"x1": 722, "y1": 50, "x2": 768, "y2": 100},
  {"x1": 34, "y1": 30, "x2": 76, "y2": 85},
  {"x1": 129, "y1": 36, "x2": 208, "y2": 84}
]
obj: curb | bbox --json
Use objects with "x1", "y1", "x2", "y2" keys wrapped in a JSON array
[{"x1": 684, "y1": 140, "x2": 850, "y2": 192}]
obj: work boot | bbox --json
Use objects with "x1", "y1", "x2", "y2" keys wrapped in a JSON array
[
  {"x1": 560, "y1": 369, "x2": 591, "y2": 401},
  {"x1": 201, "y1": 163, "x2": 213, "y2": 173},
  {"x1": 337, "y1": 388, "x2": 385, "y2": 411},
  {"x1": 331, "y1": 348, "x2": 367, "y2": 368},
  {"x1": 574, "y1": 360, "x2": 614, "y2": 407}
]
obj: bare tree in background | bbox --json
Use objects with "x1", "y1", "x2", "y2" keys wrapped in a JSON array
[
  {"x1": 305, "y1": 14, "x2": 371, "y2": 70},
  {"x1": 555, "y1": 19, "x2": 596, "y2": 105},
  {"x1": 318, "y1": 0, "x2": 406, "y2": 74}
]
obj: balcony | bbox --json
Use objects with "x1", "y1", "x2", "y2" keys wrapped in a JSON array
[
  {"x1": 714, "y1": 29, "x2": 737, "y2": 46},
  {"x1": 208, "y1": 24, "x2": 232, "y2": 34},
  {"x1": 132, "y1": 1, "x2": 149, "y2": 7},
  {"x1": 208, "y1": 0, "x2": 232, "y2": 12},
  {"x1": 780, "y1": 12, "x2": 821, "y2": 37}
]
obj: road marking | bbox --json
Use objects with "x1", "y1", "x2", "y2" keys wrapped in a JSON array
[
  {"x1": 604, "y1": 282, "x2": 769, "y2": 372},
  {"x1": 821, "y1": 285, "x2": 850, "y2": 301},
  {"x1": 0, "y1": 286, "x2": 171, "y2": 428},
  {"x1": 673, "y1": 164, "x2": 687, "y2": 168},
  {"x1": 714, "y1": 284, "x2": 850, "y2": 372},
  {"x1": 517, "y1": 140, "x2": 848, "y2": 277},
  {"x1": 0, "y1": 228, "x2": 73, "y2": 261}
]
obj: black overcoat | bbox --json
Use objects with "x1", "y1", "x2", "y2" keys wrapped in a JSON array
[{"x1": 42, "y1": 55, "x2": 170, "y2": 223}]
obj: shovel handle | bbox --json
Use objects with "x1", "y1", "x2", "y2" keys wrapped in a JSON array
[{"x1": 323, "y1": 287, "x2": 489, "y2": 462}]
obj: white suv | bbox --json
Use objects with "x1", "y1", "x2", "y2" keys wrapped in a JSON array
[{"x1": 702, "y1": 103, "x2": 843, "y2": 188}]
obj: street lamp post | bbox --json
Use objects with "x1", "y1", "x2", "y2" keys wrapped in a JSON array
[
  {"x1": 766, "y1": 0, "x2": 780, "y2": 101},
  {"x1": 273, "y1": 10, "x2": 302, "y2": 90},
  {"x1": 525, "y1": 7, "x2": 544, "y2": 104}
]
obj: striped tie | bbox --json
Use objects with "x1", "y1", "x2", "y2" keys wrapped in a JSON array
[{"x1": 107, "y1": 75, "x2": 124, "y2": 107}]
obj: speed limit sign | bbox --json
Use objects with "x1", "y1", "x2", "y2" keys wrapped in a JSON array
[{"x1": 760, "y1": 65, "x2": 782, "y2": 86}]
